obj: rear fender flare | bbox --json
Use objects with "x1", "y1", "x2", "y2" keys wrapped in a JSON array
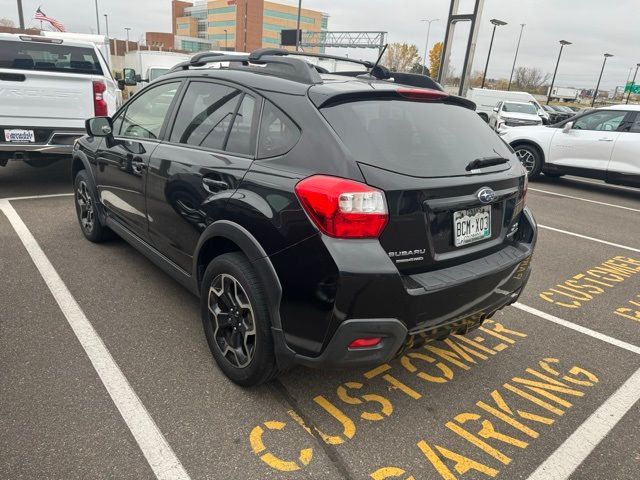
[{"x1": 71, "y1": 152, "x2": 106, "y2": 223}]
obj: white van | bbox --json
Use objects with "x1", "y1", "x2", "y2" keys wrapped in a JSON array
[{"x1": 467, "y1": 88, "x2": 550, "y2": 124}]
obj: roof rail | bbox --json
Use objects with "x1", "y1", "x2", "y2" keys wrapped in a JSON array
[
  {"x1": 167, "y1": 49, "x2": 322, "y2": 84},
  {"x1": 248, "y1": 48, "x2": 374, "y2": 69}
]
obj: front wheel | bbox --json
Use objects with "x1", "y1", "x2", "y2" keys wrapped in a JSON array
[
  {"x1": 74, "y1": 170, "x2": 111, "y2": 242},
  {"x1": 513, "y1": 145, "x2": 543, "y2": 180},
  {"x1": 201, "y1": 252, "x2": 279, "y2": 386}
]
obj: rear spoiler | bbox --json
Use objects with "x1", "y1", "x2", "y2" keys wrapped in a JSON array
[{"x1": 310, "y1": 88, "x2": 476, "y2": 111}]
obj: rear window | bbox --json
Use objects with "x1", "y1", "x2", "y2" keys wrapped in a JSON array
[
  {"x1": 321, "y1": 100, "x2": 512, "y2": 177},
  {"x1": 0, "y1": 40, "x2": 102, "y2": 75},
  {"x1": 503, "y1": 102, "x2": 537, "y2": 115}
]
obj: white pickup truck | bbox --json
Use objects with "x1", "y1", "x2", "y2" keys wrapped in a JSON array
[{"x1": 0, "y1": 33, "x2": 120, "y2": 167}]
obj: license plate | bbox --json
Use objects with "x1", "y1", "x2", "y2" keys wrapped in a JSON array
[
  {"x1": 4, "y1": 129, "x2": 35, "y2": 143},
  {"x1": 453, "y1": 205, "x2": 491, "y2": 247}
]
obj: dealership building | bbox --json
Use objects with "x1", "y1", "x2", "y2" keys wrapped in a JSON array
[{"x1": 172, "y1": 0, "x2": 328, "y2": 52}]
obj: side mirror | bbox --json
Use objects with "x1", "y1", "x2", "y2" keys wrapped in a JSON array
[
  {"x1": 123, "y1": 68, "x2": 137, "y2": 86},
  {"x1": 117, "y1": 79, "x2": 125, "y2": 91},
  {"x1": 493, "y1": 107, "x2": 499, "y2": 112},
  {"x1": 562, "y1": 121, "x2": 573, "y2": 133},
  {"x1": 86, "y1": 117, "x2": 113, "y2": 137}
]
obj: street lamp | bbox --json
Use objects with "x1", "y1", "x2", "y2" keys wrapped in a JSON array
[
  {"x1": 224, "y1": 29, "x2": 228, "y2": 50},
  {"x1": 104, "y1": 14, "x2": 109, "y2": 38},
  {"x1": 547, "y1": 40, "x2": 572, "y2": 105},
  {"x1": 125, "y1": 27, "x2": 131, "y2": 52},
  {"x1": 94, "y1": 0, "x2": 100, "y2": 34},
  {"x1": 481, "y1": 19, "x2": 507, "y2": 89},
  {"x1": 626, "y1": 63, "x2": 640, "y2": 104},
  {"x1": 420, "y1": 19, "x2": 439, "y2": 76},
  {"x1": 295, "y1": 0, "x2": 302, "y2": 51},
  {"x1": 592, "y1": 53, "x2": 614, "y2": 107},
  {"x1": 507, "y1": 24, "x2": 525, "y2": 91}
]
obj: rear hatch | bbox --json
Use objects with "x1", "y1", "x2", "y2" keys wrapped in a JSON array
[
  {"x1": 0, "y1": 37, "x2": 100, "y2": 132},
  {"x1": 320, "y1": 95, "x2": 527, "y2": 275}
]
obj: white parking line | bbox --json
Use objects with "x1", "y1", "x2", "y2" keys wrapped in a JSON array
[
  {"x1": 526, "y1": 366, "x2": 640, "y2": 480},
  {"x1": 0, "y1": 199, "x2": 191, "y2": 480},
  {"x1": 529, "y1": 188, "x2": 640, "y2": 213},
  {"x1": 1, "y1": 192, "x2": 74, "y2": 201},
  {"x1": 538, "y1": 224, "x2": 640, "y2": 253},
  {"x1": 513, "y1": 303, "x2": 640, "y2": 355},
  {"x1": 564, "y1": 176, "x2": 639, "y2": 192}
]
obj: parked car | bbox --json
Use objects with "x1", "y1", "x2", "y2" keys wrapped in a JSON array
[
  {"x1": 541, "y1": 104, "x2": 564, "y2": 124},
  {"x1": 466, "y1": 88, "x2": 550, "y2": 124},
  {"x1": 71, "y1": 49, "x2": 536, "y2": 386},
  {"x1": 0, "y1": 33, "x2": 121, "y2": 168},
  {"x1": 502, "y1": 105, "x2": 640, "y2": 187},
  {"x1": 122, "y1": 50, "x2": 190, "y2": 95},
  {"x1": 548, "y1": 105, "x2": 574, "y2": 121},
  {"x1": 489, "y1": 101, "x2": 543, "y2": 133}
]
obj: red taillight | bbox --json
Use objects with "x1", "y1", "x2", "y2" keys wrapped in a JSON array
[
  {"x1": 93, "y1": 80, "x2": 108, "y2": 116},
  {"x1": 295, "y1": 175, "x2": 388, "y2": 239},
  {"x1": 397, "y1": 88, "x2": 449, "y2": 101},
  {"x1": 349, "y1": 337, "x2": 382, "y2": 349}
]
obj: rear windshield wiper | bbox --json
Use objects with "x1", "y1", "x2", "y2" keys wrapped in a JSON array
[{"x1": 466, "y1": 156, "x2": 509, "y2": 171}]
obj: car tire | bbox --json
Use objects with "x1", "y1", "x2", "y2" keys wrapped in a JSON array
[
  {"x1": 74, "y1": 170, "x2": 111, "y2": 242},
  {"x1": 201, "y1": 252, "x2": 279, "y2": 387},
  {"x1": 513, "y1": 144, "x2": 543, "y2": 180}
]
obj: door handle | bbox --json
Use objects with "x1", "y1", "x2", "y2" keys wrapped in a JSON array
[
  {"x1": 131, "y1": 157, "x2": 147, "y2": 173},
  {"x1": 202, "y1": 177, "x2": 229, "y2": 192},
  {"x1": 598, "y1": 138, "x2": 614, "y2": 142}
]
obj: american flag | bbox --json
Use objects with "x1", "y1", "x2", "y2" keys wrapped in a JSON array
[{"x1": 34, "y1": 7, "x2": 66, "y2": 32}]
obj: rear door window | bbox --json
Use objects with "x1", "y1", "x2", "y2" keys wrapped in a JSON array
[
  {"x1": 321, "y1": 99, "x2": 513, "y2": 177},
  {"x1": 257, "y1": 101, "x2": 301, "y2": 158},
  {"x1": 225, "y1": 94, "x2": 259, "y2": 156},
  {"x1": 170, "y1": 81, "x2": 242, "y2": 150},
  {"x1": 0, "y1": 39, "x2": 102, "y2": 75}
]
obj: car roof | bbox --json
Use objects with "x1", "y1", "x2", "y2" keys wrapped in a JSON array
[
  {"x1": 503, "y1": 101, "x2": 533, "y2": 105},
  {"x1": 0, "y1": 32, "x2": 96, "y2": 49},
  {"x1": 599, "y1": 104, "x2": 640, "y2": 112}
]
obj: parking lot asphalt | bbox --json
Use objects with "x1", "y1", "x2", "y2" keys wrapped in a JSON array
[{"x1": 1, "y1": 158, "x2": 639, "y2": 480}]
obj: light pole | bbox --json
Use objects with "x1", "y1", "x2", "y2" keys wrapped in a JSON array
[
  {"x1": 94, "y1": 0, "x2": 100, "y2": 34},
  {"x1": 481, "y1": 19, "x2": 507, "y2": 89},
  {"x1": 125, "y1": 27, "x2": 131, "y2": 52},
  {"x1": 547, "y1": 40, "x2": 571, "y2": 105},
  {"x1": 16, "y1": 0, "x2": 25, "y2": 29},
  {"x1": 626, "y1": 63, "x2": 640, "y2": 104},
  {"x1": 104, "y1": 14, "x2": 109, "y2": 38},
  {"x1": 295, "y1": 0, "x2": 302, "y2": 51},
  {"x1": 420, "y1": 18, "x2": 439, "y2": 76},
  {"x1": 592, "y1": 53, "x2": 614, "y2": 107},
  {"x1": 224, "y1": 29, "x2": 228, "y2": 50},
  {"x1": 507, "y1": 24, "x2": 525, "y2": 91}
]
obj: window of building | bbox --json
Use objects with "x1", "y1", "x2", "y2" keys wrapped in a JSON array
[
  {"x1": 263, "y1": 23, "x2": 284, "y2": 32},
  {"x1": 170, "y1": 82, "x2": 242, "y2": 150},
  {"x1": 208, "y1": 6, "x2": 236, "y2": 14},
  {"x1": 263, "y1": 9, "x2": 315, "y2": 24},
  {"x1": 208, "y1": 20, "x2": 236, "y2": 27},
  {"x1": 209, "y1": 33, "x2": 235, "y2": 41},
  {"x1": 177, "y1": 23, "x2": 189, "y2": 30},
  {"x1": 262, "y1": 37, "x2": 280, "y2": 45}
]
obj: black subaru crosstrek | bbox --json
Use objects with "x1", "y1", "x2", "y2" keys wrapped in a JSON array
[{"x1": 72, "y1": 49, "x2": 536, "y2": 386}]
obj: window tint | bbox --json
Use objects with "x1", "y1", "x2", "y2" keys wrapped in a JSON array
[
  {"x1": 0, "y1": 40, "x2": 102, "y2": 75},
  {"x1": 170, "y1": 82, "x2": 242, "y2": 150},
  {"x1": 321, "y1": 100, "x2": 513, "y2": 178},
  {"x1": 225, "y1": 94, "x2": 258, "y2": 156},
  {"x1": 258, "y1": 101, "x2": 300, "y2": 158},
  {"x1": 120, "y1": 82, "x2": 180, "y2": 139},
  {"x1": 572, "y1": 111, "x2": 626, "y2": 131}
]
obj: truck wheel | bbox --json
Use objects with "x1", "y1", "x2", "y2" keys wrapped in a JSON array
[
  {"x1": 513, "y1": 145, "x2": 543, "y2": 180},
  {"x1": 201, "y1": 252, "x2": 279, "y2": 387},
  {"x1": 74, "y1": 170, "x2": 111, "y2": 242}
]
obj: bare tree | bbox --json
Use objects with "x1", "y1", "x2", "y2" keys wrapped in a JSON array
[
  {"x1": 383, "y1": 43, "x2": 420, "y2": 73},
  {"x1": 513, "y1": 67, "x2": 551, "y2": 93},
  {"x1": 0, "y1": 18, "x2": 16, "y2": 27}
]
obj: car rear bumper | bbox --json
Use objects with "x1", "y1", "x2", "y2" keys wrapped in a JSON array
[
  {"x1": 0, "y1": 127, "x2": 84, "y2": 159},
  {"x1": 278, "y1": 207, "x2": 536, "y2": 368}
]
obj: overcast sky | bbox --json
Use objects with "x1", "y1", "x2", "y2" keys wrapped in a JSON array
[{"x1": 7, "y1": 0, "x2": 640, "y2": 90}]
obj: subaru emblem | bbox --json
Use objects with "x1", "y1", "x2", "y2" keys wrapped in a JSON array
[{"x1": 477, "y1": 187, "x2": 495, "y2": 204}]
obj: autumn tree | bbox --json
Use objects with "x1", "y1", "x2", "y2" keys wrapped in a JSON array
[
  {"x1": 383, "y1": 43, "x2": 420, "y2": 73},
  {"x1": 429, "y1": 42, "x2": 443, "y2": 79},
  {"x1": 0, "y1": 18, "x2": 16, "y2": 27},
  {"x1": 512, "y1": 67, "x2": 550, "y2": 94}
]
